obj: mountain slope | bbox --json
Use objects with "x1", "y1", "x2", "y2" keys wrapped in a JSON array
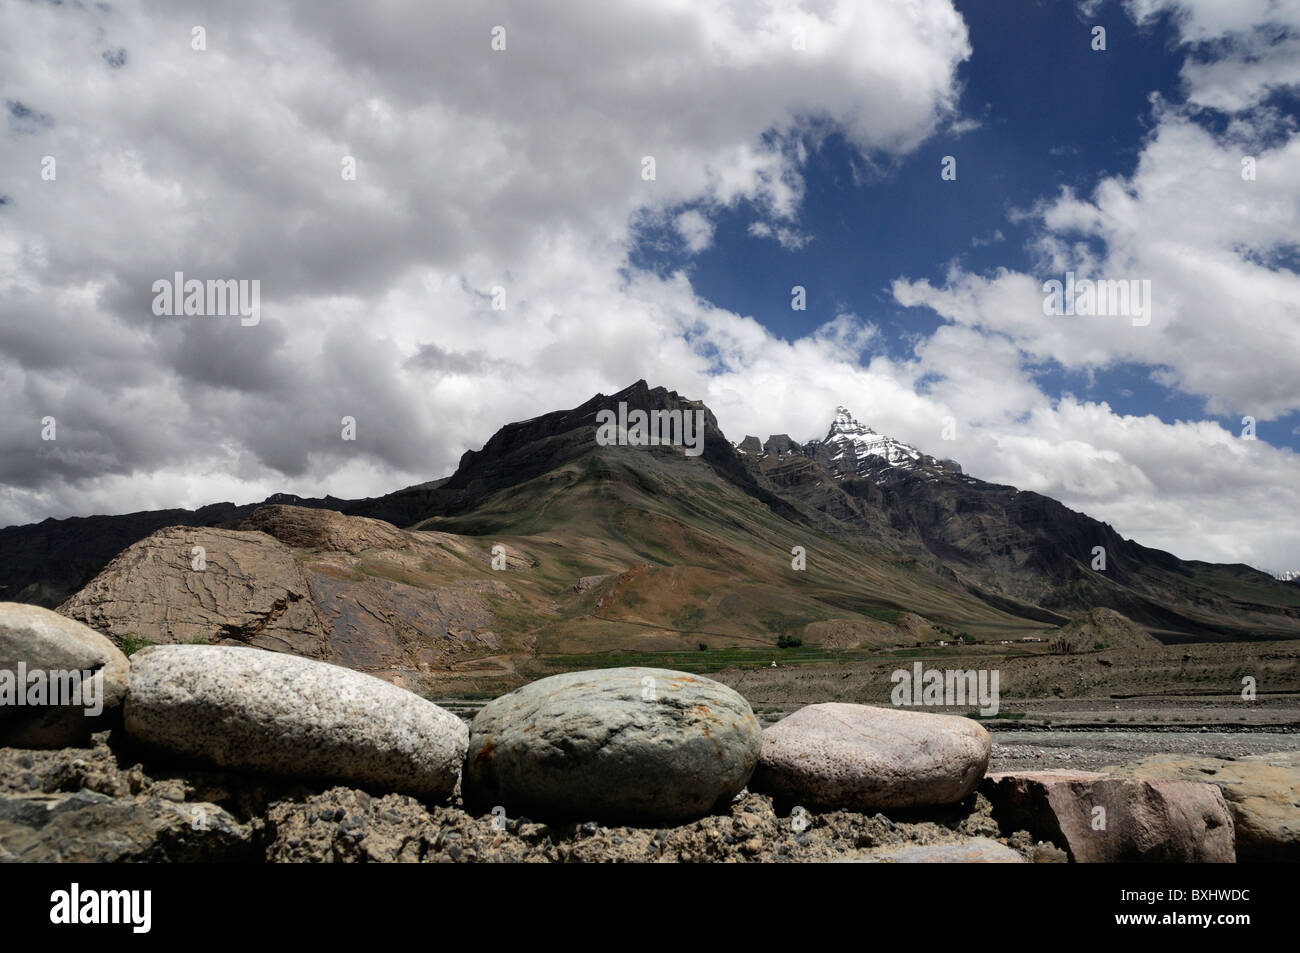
[
  {"x1": 744, "y1": 406, "x2": 1300, "y2": 640},
  {"x1": 5, "y1": 382, "x2": 1300, "y2": 652}
]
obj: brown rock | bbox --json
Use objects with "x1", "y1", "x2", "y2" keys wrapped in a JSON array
[
  {"x1": 59, "y1": 526, "x2": 330, "y2": 657},
  {"x1": 305, "y1": 568, "x2": 499, "y2": 674},
  {"x1": 57, "y1": 514, "x2": 511, "y2": 686},
  {"x1": 1105, "y1": 754, "x2": 1300, "y2": 862},
  {"x1": 237, "y1": 505, "x2": 412, "y2": 554},
  {"x1": 981, "y1": 770, "x2": 1235, "y2": 863}
]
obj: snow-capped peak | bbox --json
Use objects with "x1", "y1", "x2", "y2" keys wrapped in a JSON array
[{"x1": 819, "y1": 407, "x2": 923, "y2": 468}]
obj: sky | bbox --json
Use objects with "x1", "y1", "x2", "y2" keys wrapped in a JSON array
[{"x1": 2, "y1": 0, "x2": 1299, "y2": 573}]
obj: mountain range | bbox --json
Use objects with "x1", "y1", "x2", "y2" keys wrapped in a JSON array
[{"x1": 5, "y1": 381, "x2": 1299, "y2": 688}]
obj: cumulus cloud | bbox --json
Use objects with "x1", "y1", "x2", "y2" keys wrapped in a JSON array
[
  {"x1": 0, "y1": 0, "x2": 969, "y2": 515},
  {"x1": 1, "y1": 0, "x2": 1297, "y2": 572},
  {"x1": 675, "y1": 210, "x2": 715, "y2": 254},
  {"x1": 875, "y1": 0, "x2": 1300, "y2": 568}
]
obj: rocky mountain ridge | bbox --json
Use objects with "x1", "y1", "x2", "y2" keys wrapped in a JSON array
[{"x1": 3, "y1": 381, "x2": 1298, "y2": 653}]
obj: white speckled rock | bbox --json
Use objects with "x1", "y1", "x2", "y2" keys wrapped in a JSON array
[
  {"x1": 750, "y1": 703, "x2": 990, "y2": 811},
  {"x1": 0, "y1": 602, "x2": 129, "y2": 747},
  {"x1": 125, "y1": 645, "x2": 466, "y2": 799},
  {"x1": 464, "y1": 667, "x2": 761, "y2": 823}
]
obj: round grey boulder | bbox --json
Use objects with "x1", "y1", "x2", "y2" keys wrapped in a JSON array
[
  {"x1": 0, "y1": 602, "x2": 130, "y2": 747},
  {"x1": 124, "y1": 645, "x2": 466, "y2": 800},
  {"x1": 750, "y1": 703, "x2": 990, "y2": 811},
  {"x1": 464, "y1": 667, "x2": 761, "y2": 824}
]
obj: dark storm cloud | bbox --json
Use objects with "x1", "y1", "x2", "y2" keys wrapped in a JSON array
[{"x1": 6, "y1": 99, "x2": 54, "y2": 132}]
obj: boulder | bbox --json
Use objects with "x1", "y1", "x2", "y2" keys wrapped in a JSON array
[
  {"x1": 125, "y1": 645, "x2": 467, "y2": 800},
  {"x1": 1106, "y1": 754, "x2": 1300, "y2": 862},
  {"x1": 749, "y1": 703, "x2": 990, "y2": 811},
  {"x1": 463, "y1": 667, "x2": 761, "y2": 824},
  {"x1": 0, "y1": 602, "x2": 129, "y2": 747},
  {"x1": 59, "y1": 526, "x2": 330, "y2": 656},
  {"x1": 981, "y1": 770, "x2": 1235, "y2": 863}
]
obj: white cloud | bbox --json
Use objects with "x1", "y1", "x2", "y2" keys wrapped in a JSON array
[
  {"x1": 675, "y1": 209, "x2": 715, "y2": 253},
  {"x1": 1127, "y1": 0, "x2": 1300, "y2": 110},
  {"x1": 875, "y1": 0, "x2": 1300, "y2": 567},
  {"x1": 1, "y1": 0, "x2": 1298, "y2": 574},
  {"x1": 0, "y1": 0, "x2": 970, "y2": 522}
]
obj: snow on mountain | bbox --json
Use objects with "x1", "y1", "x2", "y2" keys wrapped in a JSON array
[
  {"x1": 811, "y1": 406, "x2": 925, "y2": 469},
  {"x1": 734, "y1": 406, "x2": 961, "y2": 484}
]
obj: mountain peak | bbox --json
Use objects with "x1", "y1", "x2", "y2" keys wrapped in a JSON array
[
  {"x1": 815, "y1": 407, "x2": 923, "y2": 472},
  {"x1": 828, "y1": 406, "x2": 879, "y2": 439}
]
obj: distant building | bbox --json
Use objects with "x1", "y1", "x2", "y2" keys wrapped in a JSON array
[{"x1": 1020, "y1": 636, "x2": 1043, "y2": 643}]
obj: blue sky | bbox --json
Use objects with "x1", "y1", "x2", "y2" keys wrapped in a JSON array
[{"x1": 632, "y1": 0, "x2": 1300, "y2": 454}]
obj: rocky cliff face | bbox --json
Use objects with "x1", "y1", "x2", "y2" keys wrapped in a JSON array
[
  {"x1": 59, "y1": 526, "x2": 330, "y2": 658},
  {"x1": 58, "y1": 507, "x2": 519, "y2": 691}
]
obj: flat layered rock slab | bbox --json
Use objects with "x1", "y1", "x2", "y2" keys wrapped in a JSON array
[
  {"x1": 125, "y1": 645, "x2": 467, "y2": 800},
  {"x1": 0, "y1": 602, "x2": 129, "y2": 747},
  {"x1": 463, "y1": 667, "x2": 761, "y2": 824},
  {"x1": 981, "y1": 770, "x2": 1235, "y2": 863},
  {"x1": 841, "y1": 837, "x2": 1025, "y2": 863},
  {"x1": 750, "y1": 703, "x2": 991, "y2": 811}
]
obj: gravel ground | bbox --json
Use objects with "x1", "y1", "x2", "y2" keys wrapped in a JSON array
[{"x1": 989, "y1": 730, "x2": 1300, "y2": 772}]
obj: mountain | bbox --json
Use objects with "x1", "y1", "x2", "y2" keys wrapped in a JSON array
[
  {"x1": 5, "y1": 383, "x2": 1300, "y2": 685},
  {"x1": 807, "y1": 406, "x2": 957, "y2": 477},
  {"x1": 741, "y1": 404, "x2": 1300, "y2": 641}
]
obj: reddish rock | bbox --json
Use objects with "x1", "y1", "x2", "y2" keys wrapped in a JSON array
[
  {"x1": 1105, "y1": 754, "x2": 1300, "y2": 863},
  {"x1": 981, "y1": 770, "x2": 1235, "y2": 863}
]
